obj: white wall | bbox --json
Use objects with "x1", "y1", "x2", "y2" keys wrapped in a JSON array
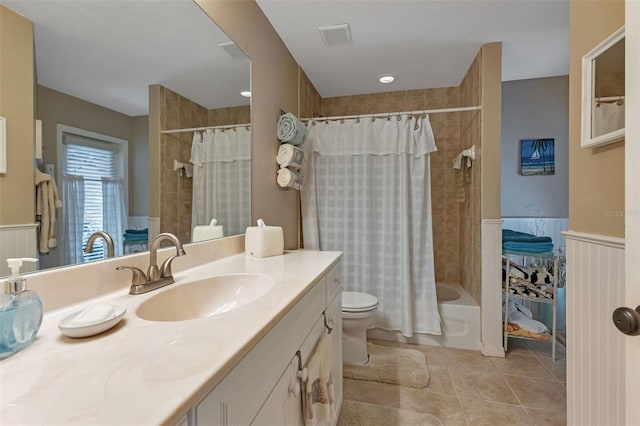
[{"x1": 501, "y1": 76, "x2": 569, "y2": 217}]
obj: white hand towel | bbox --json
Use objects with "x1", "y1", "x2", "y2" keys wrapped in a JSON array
[
  {"x1": 277, "y1": 112, "x2": 307, "y2": 146},
  {"x1": 277, "y1": 143, "x2": 305, "y2": 169},
  {"x1": 303, "y1": 334, "x2": 334, "y2": 426},
  {"x1": 277, "y1": 167, "x2": 303, "y2": 190}
]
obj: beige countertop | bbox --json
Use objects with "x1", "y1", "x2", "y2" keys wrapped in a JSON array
[{"x1": 0, "y1": 250, "x2": 341, "y2": 425}]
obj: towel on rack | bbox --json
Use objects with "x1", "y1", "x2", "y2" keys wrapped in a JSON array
[
  {"x1": 277, "y1": 167, "x2": 303, "y2": 190},
  {"x1": 35, "y1": 170, "x2": 63, "y2": 254},
  {"x1": 277, "y1": 143, "x2": 304, "y2": 169},
  {"x1": 303, "y1": 333, "x2": 334, "y2": 426},
  {"x1": 277, "y1": 112, "x2": 307, "y2": 146},
  {"x1": 504, "y1": 299, "x2": 548, "y2": 334}
]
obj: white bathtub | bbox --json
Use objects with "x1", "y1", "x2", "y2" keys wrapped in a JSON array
[{"x1": 367, "y1": 283, "x2": 481, "y2": 350}]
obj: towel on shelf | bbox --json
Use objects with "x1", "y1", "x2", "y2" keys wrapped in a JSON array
[
  {"x1": 277, "y1": 112, "x2": 307, "y2": 146},
  {"x1": 123, "y1": 228, "x2": 149, "y2": 244},
  {"x1": 502, "y1": 241, "x2": 554, "y2": 254},
  {"x1": 303, "y1": 333, "x2": 334, "y2": 426},
  {"x1": 35, "y1": 170, "x2": 63, "y2": 254},
  {"x1": 505, "y1": 299, "x2": 548, "y2": 334},
  {"x1": 277, "y1": 143, "x2": 304, "y2": 169},
  {"x1": 502, "y1": 229, "x2": 552, "y2": 244}
]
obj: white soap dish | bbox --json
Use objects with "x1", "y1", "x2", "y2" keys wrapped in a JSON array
[{"x1": 58, "y1": 304, "x2": 126, "y2": 338}]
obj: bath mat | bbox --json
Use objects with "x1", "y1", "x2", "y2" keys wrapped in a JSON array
[
  {"x1": 343, "y1": 343, "x2": 430, "y2": 388},
  {"x1": 337, "y1": 400, "x2": 442, "y2": 426}
]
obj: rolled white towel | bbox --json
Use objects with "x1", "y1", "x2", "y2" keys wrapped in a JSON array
[
  {"x1": 276, "y1": 143, "x2": 304, "y2": 169},
  {"x1": 277, "y1": 167, "x2": 303, "y2": 190},
  {"x1": 277, "y1": 113, "x2": 307, "y2": 146}
]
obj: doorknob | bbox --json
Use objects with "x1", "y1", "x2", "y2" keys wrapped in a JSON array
[{"x1": 612, "y1": 306, "x2": 640, "y2": 336}]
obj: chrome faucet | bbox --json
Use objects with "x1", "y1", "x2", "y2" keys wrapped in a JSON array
[
  {"x1": 85, "y1": 231, "x2": 115, "y2": 258},
  {"x1": 116, "y1": 232, "x2": 186, "y2": 295}
]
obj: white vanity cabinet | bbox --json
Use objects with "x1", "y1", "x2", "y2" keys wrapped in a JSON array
[{"x1": 193, "y1": 261, "x2": 343, "y2": 426}]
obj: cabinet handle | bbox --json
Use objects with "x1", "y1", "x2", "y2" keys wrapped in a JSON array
[{"x1": 289, "y1": 382, "x2": 301, "y2": 397}]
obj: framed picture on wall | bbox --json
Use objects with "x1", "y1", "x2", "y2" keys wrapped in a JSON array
[{"x1": 520, "y1": 138, "x2": 555, "y2": 176}]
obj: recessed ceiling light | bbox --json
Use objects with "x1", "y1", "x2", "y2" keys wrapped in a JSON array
[
  {"x1": 379, "y1": 75, "x2": 395, "y2": 84},
  {"x1": 240, "y1": 91, "x2": 251, "y2": 98}
]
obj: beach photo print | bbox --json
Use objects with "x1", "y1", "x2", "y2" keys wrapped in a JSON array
[{"x1": 520, "y1": 138, "x2": 555, "y2": 176}]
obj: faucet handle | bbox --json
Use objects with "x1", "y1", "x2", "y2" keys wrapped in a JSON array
[
  {"x1": 116, "y1": 266, "x2": 148, "y2": 286},
  {"x1": 159, "y1": 255, "x2": 179, "y2": 278}
]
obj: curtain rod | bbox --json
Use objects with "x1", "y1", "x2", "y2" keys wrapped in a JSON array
[
  {"x1": 594, "y1": 96, "x2": 624, "y2": 102},
  {"x1": 300, "y1": 106, "x2": 481, "y2": 122},
  {"x1": 161, "y1": 123, "x2": 251, "y2": 134}
]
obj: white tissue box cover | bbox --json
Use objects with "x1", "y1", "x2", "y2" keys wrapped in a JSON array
[{"x1": 245, "y1": 226, "x2": 284, "y2": 258}]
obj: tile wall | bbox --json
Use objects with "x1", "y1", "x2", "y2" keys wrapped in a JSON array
[
  {"x1": 159, "y1": 86, "x2": 251, "y2": 243},
  {"x1": 459, "y1": 51, "x2": 483, "y2": 304}
]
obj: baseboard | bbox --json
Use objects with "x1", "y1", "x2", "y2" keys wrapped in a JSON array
[{"x1": 481, "y1": 345, "x2": 505, "y2": 358}]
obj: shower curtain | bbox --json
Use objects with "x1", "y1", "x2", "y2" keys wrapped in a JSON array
[
  {"x1": 190, "y1": 127, "x2": 251, "y2": 237},
  {"x1": 301, "y1": 115, "x2": 441, "y2": 336}
]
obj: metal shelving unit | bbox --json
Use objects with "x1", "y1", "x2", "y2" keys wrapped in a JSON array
[{"x1": 503, "y1": 250, "x2": 558, "y2": 361}]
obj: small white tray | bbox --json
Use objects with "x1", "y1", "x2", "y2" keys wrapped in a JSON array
[{"x1": 58, "y1": 304, "x2": 126, "y2": 338}]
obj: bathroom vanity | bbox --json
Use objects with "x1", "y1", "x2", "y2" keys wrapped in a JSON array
[{"x1": 0, "y1": 248, "x2": 342, "y2": 426}]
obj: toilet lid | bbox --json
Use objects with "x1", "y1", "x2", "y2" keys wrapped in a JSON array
[{"x1": 342, "y1": 291, "x2": 378, "y2": 312}]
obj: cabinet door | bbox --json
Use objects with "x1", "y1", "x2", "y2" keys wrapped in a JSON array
[
  {"x1": 251, "y1": 356, "x2": 299, "y2": 426},
  {"x1": 327, "y1": 291, "x2": 343, "y2": 417}
]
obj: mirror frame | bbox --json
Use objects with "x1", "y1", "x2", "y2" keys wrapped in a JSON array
[{"x1": 581, "y1": 25, "x2": 625, "y2": 149}]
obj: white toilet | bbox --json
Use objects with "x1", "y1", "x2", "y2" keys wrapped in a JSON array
[{"x1": 342, "y1": 291, "x2": 379, "y2": 365}]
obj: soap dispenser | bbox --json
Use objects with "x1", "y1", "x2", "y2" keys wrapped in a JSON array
[{"x1": 0, "y1": 258, "x2": 43, "y2": 359}]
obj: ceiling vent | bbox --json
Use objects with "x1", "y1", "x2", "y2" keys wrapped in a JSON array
[
  {"x1": 217, "y1": 41, "x2": 246, "y2": 59},
  {"x1": 318, "y1": 23, "x2": 352, "y2": 46}
]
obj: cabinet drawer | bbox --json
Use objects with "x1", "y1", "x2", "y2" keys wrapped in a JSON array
[
  {"x1": 325, "y1": 263, "x2": 343, "y2": 306},
  {"x1": 196, "y1": 278, "x2": 326, "y2": 425}
]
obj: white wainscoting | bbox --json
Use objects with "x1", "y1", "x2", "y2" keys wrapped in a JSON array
[
  {"x1": 482, "y1": 219, "x2": 505, "y2": 357},
  {"x1": 0, "y1": 224, "x2": 38, "y2": 276},
  {"x1": 565, "y1": 231, "x2": 625, "y2": 426}
]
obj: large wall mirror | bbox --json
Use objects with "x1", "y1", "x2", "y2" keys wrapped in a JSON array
[
  {"x1": 581, "y1": 26, "x2": 625, "y2": 149},
  {"x1": 0, "y1": 1, "x2": 251, "y2": 275}
]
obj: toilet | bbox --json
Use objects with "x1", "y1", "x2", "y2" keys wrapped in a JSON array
[{"x1": 342, "y1": 291, "x2": 379, "y2": 365}]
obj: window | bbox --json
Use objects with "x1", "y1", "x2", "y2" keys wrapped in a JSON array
[{"x1": 58, "y1": 125, "x2": 128, "y2": 263}]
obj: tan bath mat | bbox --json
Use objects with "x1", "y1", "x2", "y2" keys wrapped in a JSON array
[
  {"x1": 343, "y1": 343, "x2": 430, "y2": 388},
  {"x1": 337, "y1": 400, "x2": 442, "y2": 426}
]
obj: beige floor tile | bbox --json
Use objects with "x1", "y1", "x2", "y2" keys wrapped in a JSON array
[
  {"x1": 343, "y1": 378, "x2": 400, "y2": 407},
  {"x1": 538, "y1": 356, "x2": 567, "y2": 384},
  {"x1": 491, "y1": 353, "x2": 559, "y2": 381},
  {"x1": 525, "y1": 340, "x2": 566, "y2": 360},
  {"x1": 442, "y1": 347, "x2": 500, "y2": 374},
  {"x1": 410, "y1": 344, "x2": 451, "y2": 367},
  {"x1": 507, "y1": 338, "x2": 534, "y2": 355},
  {"x1": 450, "y1": 370, "x2": 520, "y2": 404},
  {"x1": 425, "y1": 364, "x2": 456, "y2": 395},
  {"x1": 525, "y1": 408, "x2": 567, "y2": 426},
  {"x1": 459, "y1": 397, "x2": 534, "y2": 426},
  {"x1": 398, "y1": 387, "x2": 466, "y2": 426},
  {"x1": 504, "y1": 375, "x2": 567, "y2": 412}
]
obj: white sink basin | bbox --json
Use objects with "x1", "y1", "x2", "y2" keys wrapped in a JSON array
[{"x1": 136, "y1": 273, "x2": 275, "y2": 322}]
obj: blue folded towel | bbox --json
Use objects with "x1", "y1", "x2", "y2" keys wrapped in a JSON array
[
  {"x1": 123, "y1": 233, "x2": 148, "y2": 242},
  {"x1": 124, "y1": 228, "x2": 148, "y2": 235},
  {"x1": 277, "y1": 113, "x2": 306, "y2": 146},
  {"x1": 502, "y1": 229, "x2": 552, "y2": 244},
  {"x1": 502, "y1": 241, "x2": 554, "y2": 254}
]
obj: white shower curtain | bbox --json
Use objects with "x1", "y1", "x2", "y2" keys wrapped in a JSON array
[
  {"x1": 102, "y1": 178, "x2": 127, "y2": 257},
  {"x1": 191, "y1": 127, "x2": 251, "y2": 237},
  {"x1": 60, "y1": 174, "x2": 85, "y2": 265},
  {"x1": 301, "y1": 115, "x2": 441, "y2": 336}
]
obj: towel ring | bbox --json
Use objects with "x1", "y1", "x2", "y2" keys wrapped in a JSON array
[{"x1": 322, "y1": 311, "x2": 333, "y2": 334}]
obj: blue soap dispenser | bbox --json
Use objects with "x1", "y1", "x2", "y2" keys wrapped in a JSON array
[{"x1": 0, "y1": 258, "x2": 43, "y2": 359}]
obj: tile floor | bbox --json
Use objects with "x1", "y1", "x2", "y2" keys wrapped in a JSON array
[{"x1": 338, "y1": 338, "x2": 566, "y2": 426}]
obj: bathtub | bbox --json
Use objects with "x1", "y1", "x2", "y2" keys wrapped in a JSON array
[{"x1": 367, "y1": 283, "x2": 481, "y2": 350}]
